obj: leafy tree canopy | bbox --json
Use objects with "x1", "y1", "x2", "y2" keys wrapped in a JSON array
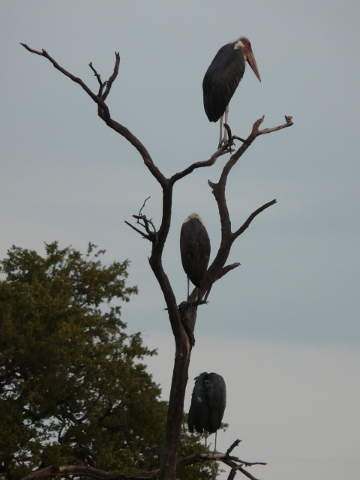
[{"x1": 0, "y1": 242, "x2": 216, "y2": 480}]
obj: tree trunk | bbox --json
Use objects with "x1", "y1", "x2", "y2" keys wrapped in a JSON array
[{"x1": 159, "y1": 303, "x2": 197, "y2": 479}]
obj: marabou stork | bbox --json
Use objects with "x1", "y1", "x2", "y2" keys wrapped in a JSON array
[
  {"x1": 203, "y1": 37, "x2": 261, "y2": 147},
  {"x1": 180, "y1": 213, "x2": 211, "y2": 297},
  {"x1": 188, "y1": 372, "x2": 226, "y2": 451}
]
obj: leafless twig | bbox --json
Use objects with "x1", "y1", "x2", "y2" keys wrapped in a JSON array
[
  {"x1": 124, "y1": 220, "x2": 150, "y2": 240},
  {"x1": 89, "y1": 62, "x2": 102, "y2": 86},
  {"x1": 233, "y1": 200, "x2": 277, "y2": 240},
  {"x1": 255, "y1": 115, "x2": 293, "y2": 135},
  {"x1": 139, "y1": 197, "x2": 151, "y2": 215},
  {"x1": 124, "y1": 198, "x2": 157, "y2": 242}
]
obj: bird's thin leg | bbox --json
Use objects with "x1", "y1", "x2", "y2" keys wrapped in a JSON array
[
  {"x1": 187, "y1": 276, "x2": 190, "y2": 301},
  {"x1": 205, "y1": 432, "x2": 208, "y2": 450},
  {"x1": 214, "y1": 431, "x2": 218, "y2": 453},
  {"x1": 218, "y1": 114, "x2": 224, "y2": 147},
  {"x1": 224, "y1": 105, "x2": 229, "y2": 142}
]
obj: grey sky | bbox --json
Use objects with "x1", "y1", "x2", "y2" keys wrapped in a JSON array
[{"x1": 1, "y1": 2, "x2": 359, "y2": 479}]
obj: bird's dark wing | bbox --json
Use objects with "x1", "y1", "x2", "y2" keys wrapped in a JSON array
[
  {"x1": 203, "y1": 43, "x2": 246, "y2": 122},
  {"x1": 180, "y1": 219, "x2": 211, "y2": 288},
  {"x1": 188, "y1": 372, "x2": 209, "y2": 433},
  {"x1": 204, "y1": 373, "x2": 226, "y2": 432}
]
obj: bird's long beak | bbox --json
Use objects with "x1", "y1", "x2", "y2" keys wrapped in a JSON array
[{"x1": 247, "y1": 50, "x2": 261, "y2": 82}]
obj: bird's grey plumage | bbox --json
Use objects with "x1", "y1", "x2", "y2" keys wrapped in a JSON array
[
  {"x1": 203, "y1": 43, "x2": 246, "y2": 122},
  {"x1": 180, "y1": 214, "x2": 211, "y2": 288},
  {"x1": 188, "y1": 372, "x2": 226, "y2": 434}
]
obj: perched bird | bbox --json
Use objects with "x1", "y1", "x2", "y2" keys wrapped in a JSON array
[
  {"x1": 188, "y1": 372, "x2": 226, "y2": 451},
  {"x1": 203, "y1": 37, "x2": 261, "y2": 146},
  {"x1": 180, "y1": 213, "x2": 211, "y2": 296}
]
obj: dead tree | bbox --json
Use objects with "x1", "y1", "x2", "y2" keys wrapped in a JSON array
[{"x1": 21, "y1": 44, "x2": 293, "y2": 480}]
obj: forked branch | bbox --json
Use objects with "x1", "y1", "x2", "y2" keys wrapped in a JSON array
[
  {"x1": 21, "y1": 44, "x2": 99, "y2": 102},
  {"x1": 20, "y1": 441, "x2": 266, "y2": 480},
  {"x1": 20, "y1": 43, "x2": 164, "y2": 186},
  {"x1": 196, "y1": 114, "x2": 292, "y2": 297}
]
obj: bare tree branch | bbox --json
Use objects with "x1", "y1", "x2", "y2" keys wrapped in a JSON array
[
  {"x1": 102, "y1": 54, "x2": 121, "y2": 101},
  {"x1": 20, "y1": 441, "x2": 266, "y2": 480},
  {"x1": 255, "y1": 115, "x2": 293, "y2": 135},
  {"x1": 124, "y1": 220, "x2": 151, "y2": 240},
  {"x1": 227, "y1": 469, "x2": 238, "y2": 480},
  {"x1": 217, "y1": 262, "x2": 241, "y2": 281},
  {"x1": 133, "y1": 214, "x2": 157, "y2": 237},
  {"x1": 170, "y1": 143, "x2": 230, "y2": 184},
  {"x1": 232, "y1": 200, "x2": 277, "y2": 240},
  {"x1": 123, "y1": 198, "x2": 158, "y2": 241},
  {"x1": 169, "y1": 114, "x2": 293, "y2": 185},
  {"x1": 20, "y1": 44, "x2": 166, "y2": 187},
  {"x1": 139, "y1": 196, "x2": 151, "y2": 215},
  {"x1": 197, "y1": 114, "x2": 290, "y2": 301},
  {"x1": 226, "y1": 439, "x2": 242, "y2": 456},
  {"x1": 89, "y1": 61, "x2": 103, "y2": 86},
  {"x1": 20, "y1": 44, "x2": 99, "y2": 102}
]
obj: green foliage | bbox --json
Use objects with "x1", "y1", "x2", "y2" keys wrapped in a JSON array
[{"x1": 0, "y1": 242, "x2": 218, "y2": 480}]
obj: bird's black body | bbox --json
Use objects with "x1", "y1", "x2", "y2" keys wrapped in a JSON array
[
  {"x1": 203, "y1": 42, "x2": 246, "y2": 122},
  {"x1": 202, "y1": 37, "x2": 261, "y2": 145},
  {"x1": 188, "y1": 372, "x2": 226, "y2": 434},
  {"x1": 180, "y1": 214, "x2": 211, "y2": 288}
]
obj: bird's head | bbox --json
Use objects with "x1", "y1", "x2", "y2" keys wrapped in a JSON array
[
  {"x1": 235, "y1": 37, "x2": 261, "y2": 82},
  {"x1": 184, "y1": 212, "x2": 204, "y2": 225}
]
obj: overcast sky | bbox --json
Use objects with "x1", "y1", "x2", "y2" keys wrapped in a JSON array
[{"x1": 1, "y1": 2, "x2": 359, "y2": 479}]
